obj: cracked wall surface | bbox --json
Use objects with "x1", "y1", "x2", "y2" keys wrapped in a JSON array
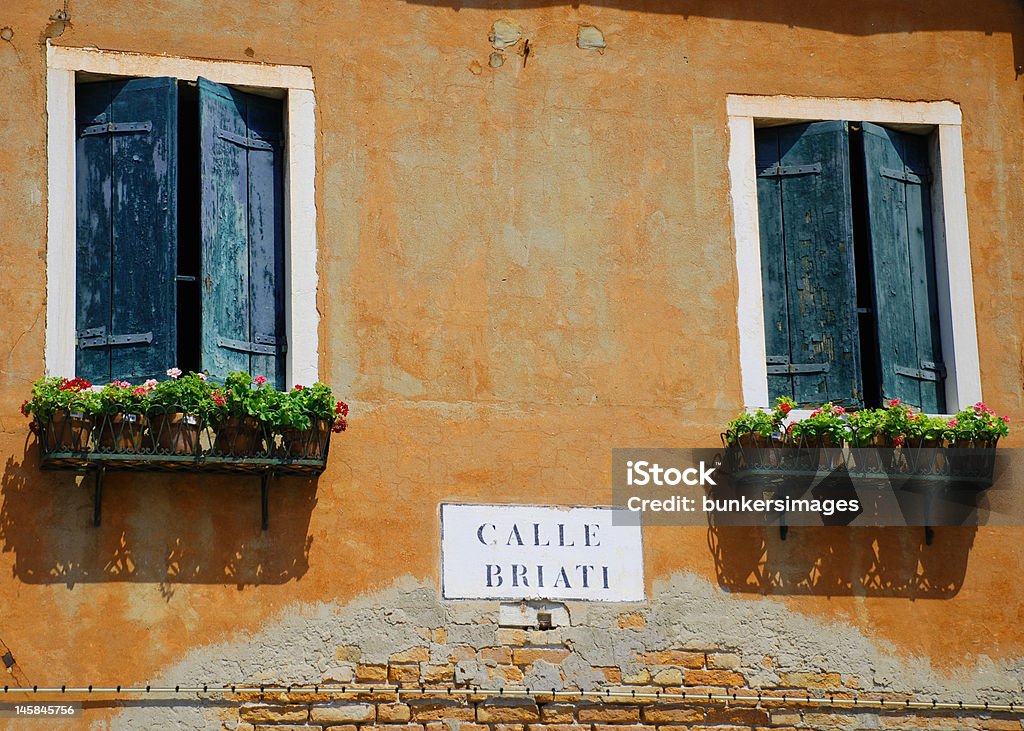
[{"x1": 0, "y1": 0, "x2": 1022, "y2": 729}]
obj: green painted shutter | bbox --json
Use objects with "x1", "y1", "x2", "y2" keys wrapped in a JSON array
[
  {"x1": 756, "y1": 121, "x2": 862, "y2": 406},
  {"x1": 861, "y1": 122, "x2": 945, "y2": 412},
  {"x1": 75, "y1": 77, "x2": 178, "y2": 383},
  {"x1": 198, "y1": 78, "x2": 286, "y2": 388}
]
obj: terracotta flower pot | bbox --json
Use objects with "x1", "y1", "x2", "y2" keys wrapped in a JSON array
[
  {"x1": 214, "y1": 415, "x2": 263, "y2": 456},
  {"x1": 150, "y1": 412, "x2": 202, "y2": 455},
  {"x1": 280, "y1": 419, "x2": 330, "y2": 459},
  {"x1": 45, "y1": 410, "x2": 92, "y2": 452},
  {"x1": 96, "y1": 412, "x2": 148, "y2": 453}
]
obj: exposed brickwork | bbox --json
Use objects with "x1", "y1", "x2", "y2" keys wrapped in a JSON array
[{"x1": 219, "y1": 691, "x2": 1024, "y2": 731}]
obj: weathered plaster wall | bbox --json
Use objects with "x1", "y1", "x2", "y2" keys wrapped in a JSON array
[{"x1": 0, "y1": 0, "x2": 1023, "y2": 727}]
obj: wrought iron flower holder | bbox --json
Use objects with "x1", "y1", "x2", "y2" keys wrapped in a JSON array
[{"x1": 36, "y1": 406, "x2": 332, "y2": 530}]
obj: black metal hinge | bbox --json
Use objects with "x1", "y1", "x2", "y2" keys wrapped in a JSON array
[
  {"x1": 217, "y1": 129, "x2": 281, "y2": 151},
  {"x1": 217, "y1": 335, "x2": 287, "y2": 356},
  {"x1": 766, "y1": 355, "x2": 830, "y2": 376},
  {"x1": 80, "y1": 121, "x2": 152, "y2": 137},
  {"x1": 757, "y1": 163, "x2": 822, "y2": 178},
  {"x1": 77, "y1": 327, "x2": 153, "y2": 349},
  {"x1": 880, "y1": 166, "x2": 931, "y2": 185},
  {"x1": 895, "y1": 361, "x2": 946, "y2": 382}
]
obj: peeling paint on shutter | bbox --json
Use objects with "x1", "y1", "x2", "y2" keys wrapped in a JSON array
[
  {"x1": 75, "y1": 77, "x2": 178, "y2": 383},
  {"x1": 198, "y1": 78, "x2": 286, "y2": 388},
  {"x1": 861, "y1": 122, "x2": 945, "y2": 413},
  {"x1": 755, "y1": 121, "x2": 862, "y2": 406}
]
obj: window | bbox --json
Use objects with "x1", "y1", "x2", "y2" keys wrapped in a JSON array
[
  {"x1": 75, "y1": 76, "x2": 286, "y2": 386},
  {"x1": 755, "y1": 120, "x2": 944, "y2": 412},
  {"x1": 45, "y1": 45, "x2": 319, "y2": 389},
  {"x1": 727, "y1": 96, "x2": 982, "y2": 414}
]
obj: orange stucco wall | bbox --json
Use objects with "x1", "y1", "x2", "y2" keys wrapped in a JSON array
[{"x1": 0, "y1": 0, "x2": 1022, "y2": 703}]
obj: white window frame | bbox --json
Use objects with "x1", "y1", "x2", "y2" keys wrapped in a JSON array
[
  {"x1": 727, "y1": 94, "x2": 982, "y2": 414},
  {"x1": 45, "y1": 42, "x2": 319, "y2": 386}
]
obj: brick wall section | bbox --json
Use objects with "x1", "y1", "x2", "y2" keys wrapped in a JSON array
[
  {"x1": 220, "y1": 693, "x2": 1023, "y2": 731},
  {"x1": 208, "y1": 642, "x2": 1024, "y2": 731}
]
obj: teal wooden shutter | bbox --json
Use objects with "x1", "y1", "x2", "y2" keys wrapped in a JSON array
[
  {"x1": 75, "y1": 77, "x2": 178, "y2": 383},
  {"x1": 756, "y1": 121, "x2": 862, "y2": 406},
  {"x1": 861, "y1": 122, "x2": 945, "y2": 412},
  {"x1": 198, "y1": 78, "x2": 286, "y2": 388}
]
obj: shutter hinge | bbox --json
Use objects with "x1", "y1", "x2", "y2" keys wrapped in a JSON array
[
  {"x1": 757, "y1": 163, "x2": 822, "y2": 178},
  {"x1": 217, "y1": 129, "x2": 281, "y2": 151},
  {"x1": 894, "y1": 361, "x2": 946, "y2": 382},
  {"x1": 766, "y1": 356, "x2": 830, "y2": 375},
  {"x1": 77, "y1": 327, "x2": 153, "y2": 349},
  {"x1": 217, "y1": 335, "x2": 287, "y2": 356},
  {"x1": 80, "y1": 121, "x2": 153, "y2": 137},
  {"x1": 880, "y1": 166, "x2": 931, "y2": 185}
]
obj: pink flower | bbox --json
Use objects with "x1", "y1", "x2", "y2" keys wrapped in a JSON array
[
  {"x1": 166, "y1": 367, "x2": 182, "y2": 379},
  {"x1": 889, "y1": 399, "x2": 902, "y2": 407},
  {"x1": 114, "y1": 380, "x2": 131, "y2": 389},
  {"x1": 254, "y1": 376, "x2": 268, "y2": 386},
  {"x1": 947, "y1": 418, "x2": 958, "y2": 428},
  {"x1": 293, "y1": 384, "x2": 304, "y2": 391},
  {"x1": 212, "y1": 391, "x2": 226, "y2": 407},
  {"x1": 1003, "y1": 415, "x2": 1011, "y2": 423},
  {"x1": 197, "y1": 373, "x2": 208, "y2": 382},
  {"x1": 132, "y1": 387, "x2": 148, "y2": 397},
  {"x1": 833, "y1": 406, "x2": 846, "y2": 416},
  {"x1": 143, "y1": 379, "x2": 158, "y2": 390}
]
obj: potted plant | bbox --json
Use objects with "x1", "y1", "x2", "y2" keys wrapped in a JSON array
[
  {"x1": 94, "y1": 380, "x2": 153, "y2": 452},
  {"x1": 723, "y1": 397, "x2": 794, "y2": 447},
  {"x1": 22, "y1": 376, "x2": 99, "y2": 452},
  {"x1": 787, "y1": 403, "x2": 848, "y2": 448},
  {"x1": 266, "y1": 383, "x2": 348, "y2": 459},
  {"x1": 209, "y1": 372, "x2": 273, "y2": 456},
  {"x1": 147, "y1": 369, "x2": 215, "y2": 455}
]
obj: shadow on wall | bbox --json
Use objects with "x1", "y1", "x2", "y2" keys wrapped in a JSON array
[
  {"x1": 708, "y1": 524, "x2": 974, "y2": 598},
  {"x1": 0, "y1": 439, "x2": 316, "y2": 588},
  {"x1": 401, "y1": 0, "x2": 1024, "y2": 76}
]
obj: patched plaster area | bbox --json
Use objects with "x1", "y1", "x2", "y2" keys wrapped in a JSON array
[{"x1": 110, "y1": 572, "x2": 1024, "y2": 729}]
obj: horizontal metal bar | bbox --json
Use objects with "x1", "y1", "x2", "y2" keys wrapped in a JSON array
[
  {"x1": 78, "y1": 332, "x2": 153, "y2": 348},
  {"x1": 767, "y1": 363, "x2": 830, "y2": 375},
  {"x1": 217, "y1": 129, "x2": 278, "y2": 150},
  {"x1": 765, "y1": 355, "x2": 788, "y2": 365},
  {"x1": 880, "y1": 166, "x2": 929, "y2": 184},
  {"x1": 80, "y1": 121, "x2": 152, "y2": 137},
  {"x1": 0, "y1": 684, "x2": 1017, "y2": 714},
  {"x1": 217, "y1": 336, "x2": 285, "y2": 356},
  {"x1": 757, "y1": 163, "x2": 822, "y2": 178},
  {"x1": 175, "y1": 275, "x2": 197, "y2": 283},
  {"x1": 895, "y1": 365, "x2": 941, "y2": 382}
]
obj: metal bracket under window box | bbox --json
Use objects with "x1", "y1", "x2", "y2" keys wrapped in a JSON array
[
  {"x1": 217, "y1": 335, "x2": 287, "y2": 356},
  {"x1": 34, "y1": 409, "x2": 330, "y2": 531},
  {"x1": 78, "y1": 327, "x2": 153, "y2": 349}
]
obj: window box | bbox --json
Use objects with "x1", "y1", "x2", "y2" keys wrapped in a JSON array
[{"x1": 32, "y1": 407, "x2": 332, "y2": 530}]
